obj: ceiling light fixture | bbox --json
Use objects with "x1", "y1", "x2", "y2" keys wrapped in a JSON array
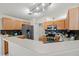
[
  {"x1": 42, "y1": 8, "x2": 45, "y2": 11},
  {"x1": 42, "y1": 3, "x2": 45, "y2": 6},
  {"x1": 25, "y1": 3, "x2": 52, "y2": 16},
  {"x1": 36, "y1": 7, "x2": 40, "y2": 10}
]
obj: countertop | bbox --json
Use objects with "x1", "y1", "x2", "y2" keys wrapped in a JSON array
[
  {"x1": 1, "y1": 35, "x2": 79, "y2": 55},
  {"x1": 5, "y1": 36, "x2": 79, "y2": 55}
]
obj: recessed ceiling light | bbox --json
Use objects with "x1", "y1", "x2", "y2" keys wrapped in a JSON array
[{"x1": 42, "y1": 3, "x2": 45, "y2": 6}]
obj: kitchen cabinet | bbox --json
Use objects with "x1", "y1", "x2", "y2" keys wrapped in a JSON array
[
  {"x1": 67, "y1": 7, "x2": 79, "y2": 30},
  {"x1": 4, "y1": 40, "x2": 8, "y2": 55},
  {"x1": 43, "y1": 21, "x2": 53, "y2": 29},
  {"x1": 2, "y1": 17, "x2": 30, "y2": 30},
  {"x1": 53, "y1": 19, "x2": 65, "y2": 30},
  {"x1": 65, "y1": 12, "x2": 69, "y2": 30},
  {"x1": 14, "y1": 20, "x2": 30, "y2": 30},
  {"x1": 2, "y1": 17, "x2": 14, "y2": 30},
  {"x1": 14, "y1": 20, "x2": 23, "y2": 30},
  {"x1": 43, "y1": 7, "x2": 79, "y2": 30},
  {"x1": 43, "y1": 19, "x2": 65, "y2": 30}
]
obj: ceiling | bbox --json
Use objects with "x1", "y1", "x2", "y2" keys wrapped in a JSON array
[{"x1": 0, "y1": 3, "x2": 79, "y2": 20}]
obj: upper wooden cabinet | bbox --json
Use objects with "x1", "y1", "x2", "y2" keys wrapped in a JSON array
[
  {"x1": 13, "y1": 20, "x2": 23, "y2": 30},
  {"x1": 67, "y1": 7, "x2": 79, "y2": 30},
  {"x1": 2, "y1": 17, "x2": 30, "y2": 30},
  {"x1": 65, "y1": 12, "x2": 69, "y2": 30},
  {"x1": 53, "y1": 19, "x2": 65, "y2": 30},
  {"x1": 43, "y1": 21, "x2": 53, "y2": 29},
  {"x1": 43, "y1": 19, "x2": 65, "y2": 30},
  {"x1": 2, "y1": 17, "x2": 14, "y2": 30}
]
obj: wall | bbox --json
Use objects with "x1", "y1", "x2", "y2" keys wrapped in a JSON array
[
  {"x1": 3, "y1": 16, "x2": 30, "y2": 23},
  {"x1": 0, "y1": 36, "x2": 3, "y2": 56},
  {"x1": 0, "y1": 14, "x2": 3, "y2": 30},
  {"x1": 0, "y1": 37, "x2": 2, "y2": 56},
  {"x1": 33, "y1": 23, "x2": 40, "y2": 41},
  {"x1": 0, "y1": 18, "x2": 2, "y2": 30},
  {"x1": 31, "y1": 19, "x2": 45, "y2": 41},
  {"x1": 36, "y1": 13, "x2": 67, "y2": 23},
  {"x1": 31, "y1": 19, "x2": 39, "y2": 41}
]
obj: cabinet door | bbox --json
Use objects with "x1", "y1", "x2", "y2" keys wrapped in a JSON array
[
  {"x1": 14, "y1": 20, "x2": 22, "y2": 30},
  {"x1": 2, "y1": 17, "x2": 30, "y2": 30},
  {"x1": 2, "y1": 17, "x2": 14, "y2": 30},
  {"x1": 68, "y1": 7, "x2": 79, "y2": 30},
  {"x1": 43, "y1": 21, "x2": 53, "y2": 29},
  {"x1": 58, "y1": 20, "x2": 65, "y2": 30},
  {"x1": 53, "y1": 20, "x2": 65, "y2": 30},
  {"x1": 4, "y1": 41, "x2": 8, "y2": 55},
  {"x1": 14, "y1": 20, "x2": 30, "y2": 30},
  {"x1": 43, "y1": 19, "x2": 65, "y2": 30}
]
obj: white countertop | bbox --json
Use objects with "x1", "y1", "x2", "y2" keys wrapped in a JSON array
[{"x1": 5, "y1": 36, "x2": 79, "y2": 55}]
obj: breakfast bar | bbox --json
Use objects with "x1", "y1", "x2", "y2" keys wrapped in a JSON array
[{"x1": 4, "y1": 36, "x2": 79, "y2": 56}]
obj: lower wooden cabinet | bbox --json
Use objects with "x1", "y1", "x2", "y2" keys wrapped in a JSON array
[{"x1": 4, "y1": 40, "x2": 8, "y2": 55}]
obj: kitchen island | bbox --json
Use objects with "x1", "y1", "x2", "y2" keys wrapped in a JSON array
[{"x1": 4, "y1": 36, "x2": 79, "y2": 56}]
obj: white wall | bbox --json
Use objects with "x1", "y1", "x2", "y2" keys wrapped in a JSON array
[
  {"x1": 1, "y1": 15, "x2": 30, "y2": 23},
  {"x1": 0, "y1": 37, "x2": 2, "y2": 56},
  {"x1": 38, "y1": 23, "x2": 45, "y2": 37},
  {"x1": 0, "y1": 37, "x2": 3, "y2": 56},
  {"x1": 36, "y1": 13, "x2": 67, "y2": 23},
  {"x1": 31, "y1": 19, "x2": 39, "y2": 41},
  {"x1": 0, "y1": 18, "x2": 2, "y2": 30},
  {"x1": 31, "y1": 18, "x2": 45, "y2": 41},
  {"x1": 0, "y1": 14, "x2": 4, "y2": 30},
  {"x1": 34, "y1": 23, "x2": 40, "y2": 40}
]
